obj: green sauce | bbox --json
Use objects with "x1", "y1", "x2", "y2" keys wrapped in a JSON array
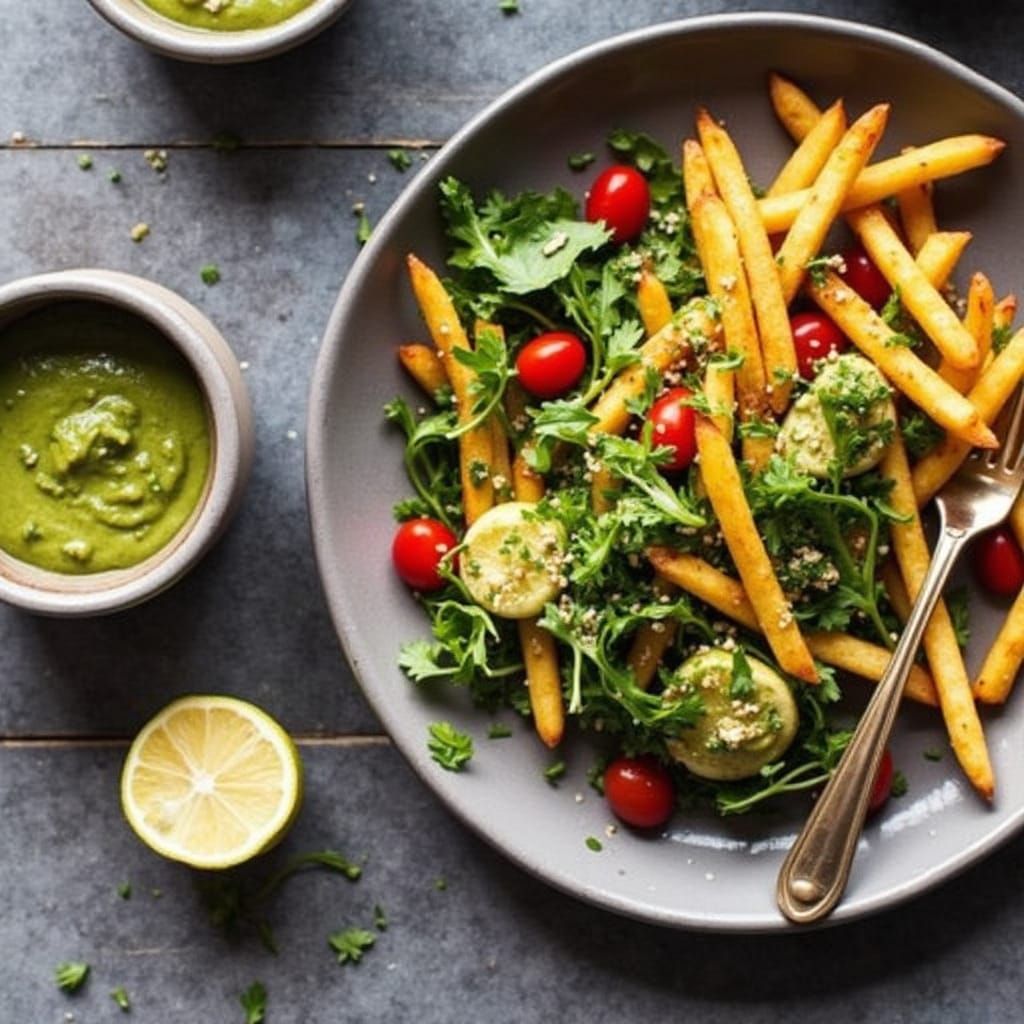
[
  {"x1": 139, "y1": 0, "x2": 315, "y2": 31},
  {"x1": 0, "y1": 302, "x2": 211, "y2": 575}
]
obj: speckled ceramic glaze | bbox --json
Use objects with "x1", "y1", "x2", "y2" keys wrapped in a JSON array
[
  {"x1": 0, "y1": 269, "x2": 253, "y2": 616},
  {"x1": 86, "y1": 0, "x2": 351, "y2": 64},
  {"x1": 307, "y1": 14, "x2": 1024, "y2": 930}
]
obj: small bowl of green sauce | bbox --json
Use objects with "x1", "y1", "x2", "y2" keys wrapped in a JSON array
[
  {"x1": 0, "y1": 269, "x2": 253, "y2": 616},
  {"x1": 87, "y1": 0, "x2": 352, "y2": 64}
]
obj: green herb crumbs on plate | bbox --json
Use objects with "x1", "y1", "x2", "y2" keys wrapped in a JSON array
[
  {"x1": 488, "y1": 722, "x2": 512, "y2": 739},
  {"x1": 328, "y1": 927, "x2": 376, "y2": 965},
  {"x1": 130, "y1": 222, "x2": 150, "y2": 244},
  {"x1": 923, "y1": 747, "x2": 944, "y2": 762},
  {"x1": 108, "y1": 169, "x2": 122, "y2": 183},
  {"x1": 240, "y1": 981, "x2": 267, "y2": 1024},
  {"x1": 117, "y1": 881, "x2": 132, "y2": 899},
  {"x1": 356, "y1": 211, "x2": 372, "y2": 245},
  {"x1": 200, "y1": 263, "x2": 221, "y2": 286},
  {"x1": 585, "y1": 836, "x2": 603, "y2": 852},
  {"x1": 54, "y1": 962, "x2": 90, "y2": 992},
  {"x1": 544, "y1": 760, "x2": 566, "y2": 785},
  {"x1": 110, "y1": 986, "x2": 131, "y2": 1011},
  {"x1": 568, "y1": 152, "x2": 595, "y2": 172},
  {"x1": 77, "y1": 154, "x2": 93, "y2": 171},
  {"x1": 373, "y1": 904, "x2": 388, "y2": 931},
  {"x1": 890, "y1": 770, "x2": 908, "y2": 798},
  {"x1": 428, "y1": 721, "x2": 473, "y2": 771},
  {"x1": 387, "y1": 148, "x2": 413, "y2": 172},
  {"x1": 435, "y1": 876, "x2": 448, "y2": 891},
  {"x1": 499, "y1": 0, "x2": 519, "y2": 12}
]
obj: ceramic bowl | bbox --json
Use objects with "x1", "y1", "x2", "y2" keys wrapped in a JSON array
[
  {"x1": 0, "y1": 269, "x2": 253, "y2": 616},
  {"x1": 86, "y1": 0, "x2": 351, "y2": 64}
]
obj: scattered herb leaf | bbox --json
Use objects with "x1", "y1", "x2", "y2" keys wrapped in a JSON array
[
  {"x1": 240, "y1": 982, "x2": 267, "y2": 1024},
  {"x1": 428, "y1": 721, "x2": 474, "y2": 771},
  {"x1": 55, "y1": 962, "x2": 90, "y2": 993},
  {"x1": 329, "y1": 928, "x2": 376, "y2": 965}
]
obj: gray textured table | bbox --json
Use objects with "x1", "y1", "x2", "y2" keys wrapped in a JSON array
[{"x1": 4, "y1": 2, "x2": 1024, "y2": 1021}]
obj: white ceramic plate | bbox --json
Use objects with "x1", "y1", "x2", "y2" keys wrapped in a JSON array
[{"x1": 308, "y1": 13, "x2": 1024, "y2": 930}]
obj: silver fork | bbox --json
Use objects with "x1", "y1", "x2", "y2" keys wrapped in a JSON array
[{"x1": 776, "y1": 387, "x2": 1024, "y2": 924}]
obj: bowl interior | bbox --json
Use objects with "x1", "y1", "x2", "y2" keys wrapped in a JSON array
[{"x1": 309, "y1": 15, "x2": 1024, "y2": 930}]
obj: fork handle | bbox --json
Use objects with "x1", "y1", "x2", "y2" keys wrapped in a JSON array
[{"x1": 776, "y1": 524, "x2": 967, "y2": 924}]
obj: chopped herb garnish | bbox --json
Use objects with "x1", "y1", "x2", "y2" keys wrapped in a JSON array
[
  {"x1": 890, "y1": 770, "x2": 908, "y2": 798},
  {"x1": 387, "y1": 148, "x2": 413, "y2": 172},
  {"x1": 55, "y1": 962, "x2": 90, "y2": 992},
  {"x1": 568, "y1": 152, "x2": 596, "y2": 172},
  {"x1": 373, "y1": 904, "x2": 388, "y2": 931},
  {"x1": 76, "y1": 154, "x2": 93, "y2": 171},
  {"x1": 427, "y1": 721, "x2": 474, "y2": 771},
  {"x1": 200, "y1": 263, "x2": 221, "y2": 286},
  {"x1": 585, "y1": 836, "x2": 603, "y2": 852},
  {"x1": 356, "y1": 211, "x2": 372, "y2": 245},
  {"x1": 328, "y1": 927, "x2": 376, "y2": 965},
  {"x1": 117, "y1": 881, "x2": 132, "y2": 900},
  {"x1": 923, "y1": 747, "x2": 944, "y2": 762},
  {"x1": 884, "y1": 332, "x2": 918, "y2": 348},
  {"x1": 434, "y1": 876, "x2": 448, "y2": 891},
  {"x1": 544, "y1": 760, "x2": 567, "y2": 785},
  {"x1": 240, "y1": 982, "x2": 267, "y2": 1024},
  {"x1": 108, "y1": 168, "x2": 122, "y2": 183},
  {"x1": 993, "y1": 323, "x2": 1014, "y2": 353},
  {"x1": 499, "y1": 0, "x2": 519, "y2": 12},
  {"x1": 110, "y1": 986, "x2": 131, "y2": 1012},
  {"x1": 728, "y1": 648, "x2": 755, "y2": 700},
  {"x1": 488, "y1": 722, "x2": 512, "y2": 739}
]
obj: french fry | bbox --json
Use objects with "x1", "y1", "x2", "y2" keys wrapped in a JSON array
[
  {"x1": 896, "y1": 148, "x2": 938, "y2": 255},
  {"x1": 693, "y1": 416, "x2": 818, "y2": 682},
  {"x1": 407, "y1": 254, "x2": 495, "y2": 523},
  {"x1": 627, "y1": 575, "x2": 678, "y2": 690},
  {"x1": 914, "y1": 231, "x2": 972, "y2": 292},
  {"x1": 767, "y1": 99, "x2": 847, "y2": 196},
  {"x1": 776, "y1": 105, "x2": 890, "y2": 304},
  {"x1": 939, "y1": 272, "x2": 994, "y2": 393},
  {"x1": 912, "y1": 326, "x2": 1024, "y2": 504},
  {"x1": 488, "y1": 415, "x2": 513, "y2": 503},
  {"x1": 808, "y1": 271, "x2": 997, "y2": 448},
  {"x1": 646, "y1": 548, "x2": 938, "y2": 705},
  {"x1": 768, "y1": 72, "x2": 821, "y2": 141},
  {"x1": 697, "y1": 110, "x2": 796, "y2": 413},
  {"x1": 847, "y1": 205, "x2": 980, "y2": 370},
  {"x1": 974, "y1": 590, "x2": 1024, "y2": 704},
  {"x1": 881, "y1": 558, "x2": 913, "y2": 624},
  {"x1": 512, "y1": 449, "x2": 545, "y2": 503},
  {"x1": 588, "y1": 299, "x2": 720, "y2": 437},
  {"x1": 637, "y1": 267, "x2": 674, "y2": 336},
  {"x1": 882, "y1": 430, "x2": 994, "y2": 799},
  {"x1": 758, "y1": 135, "x2": 1006, "y2": 234},
  {"x1": 704, "y1": 357, "x2": 736, "y2": 440},
  {"x1": 682, "y1": 139, "x2": 716, "y2": 259},
  {"x1": 995, "y1": 294, "x2": 1017, "y2": 332},
  {"x1": 398, "y1": 343, "x2": 449, "y2": 398}
]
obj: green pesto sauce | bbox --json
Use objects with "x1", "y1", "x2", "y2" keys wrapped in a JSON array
[
  {"x1": 139, "y1": 0, "x2": 314, "y2": 31},
  {"x1": 0, "y1": 302, "x2": 211, "y2": 575}
]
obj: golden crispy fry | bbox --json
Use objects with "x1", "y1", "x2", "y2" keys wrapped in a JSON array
[
  {"x1": 488, "y1": 417, "x2": 513, "y2": 504},
  {"x1": 627, "y1": 575, "x2": 678, "y2": 690},
  {"x1": 974, "y1": 589, "x2": 1024, "y2": 705},
  {"x1": 637, "y1": 268, "x2": 674, "y2": 337},
  {"x1": 741, "y1": 435, "x2": 775, "y2": 473},
  {"x1": 588, "y1": 300, "x2": 721, "y2": 437},
  {"x1": 646, "y1": 548, "x2": 938, "y2": 705},
  {"x1": 512, "y1": 449, "x2": 545, "y2": 503},
  {"x1": 882, "y1": 430, "x2": 994, "y2": 799},
  {"x1": 683, "y1": 138, "x2": 716, "y2": 207},
  {"x1": 704, "y1": 356, "x2": 736, "y2": 440},
  {"x1": 995, "y1": 294, "x2": 1018, "y2": 332},
  {"x1": 691, "y1": 193, "x2": 767, "y2": 416},
  {"x1": 912, "y1": 327, "x2": 1024, "y2": 504},
  {"x1": 939, "y1": 272, "x2": 994, "y2": 393},
  {"x1": 914, "y1": 231, "x2": 972, "y2": 291},
  {"x1": 768, "y1": 72, "x2": 822, "y2": 141},
  {"x1": 847, "y1": 205, "x2": 980, "y2": 370},
  {"x1": 693, "y1": 416, "x2": 818, "y2": 682},
  {"x1": 697, "y1": 110, "x2": 796, "y2": 413},
  {"x1": 518, "y1": 618, "x2": 564, "y2": 748},
  {"x1": 881, "y1": 558, "x2": 912, "y2": 624},
  {"x1": 808, "y1": 271, "x2": 997, "y2": 448},
  {"x1": 768, "y1": 99, "x2": 847, "y2": 196},
  {"x1": 407, "y1": 255, "x2": 494, "y2": 523},
  {"x1": 398, "y1": 343, "x2": 449, "y2": 398},
  {"x1": 758, "y1": 135, "x2": 1006, "y2": 234},
  {"x1": 776, "y1": 105, "x2": 889, "y2": 304},
  {"x1": 896, "y1": 147, "x2": 938, "y2": 255}
]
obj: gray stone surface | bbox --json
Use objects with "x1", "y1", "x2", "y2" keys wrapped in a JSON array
[{"x1": 5, "y1": 0, "x2": 1024, "y2": 1020}]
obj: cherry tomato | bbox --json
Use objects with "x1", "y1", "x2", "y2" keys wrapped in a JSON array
[
  {"x1": 646, "y1": 387, "x2": 697, "y2": 472},
  {"x1": 392, "y1": 518, "x2": 458, "y2": 592},
  {"x1": 603, "y1": 756, "x2": 675, "y2": 828},
  {"x1": 974, "y1": 526, "x2": 1024, "y2": 597},
  {"x1": 868, "y1": 747, "x2": 895, "y2": 815},
  {"x1": 515, "y1": 331, "x2": 587, "y2": 399},
  {"x1": 839, "y1": 244, "x2": 892, "y2": 309},
  {"x1": 790, "y1": 311, "x2": 849, "y2": 379},
  {"x1": 585, "y1": 165, "x2": 651, "y2": 244}
]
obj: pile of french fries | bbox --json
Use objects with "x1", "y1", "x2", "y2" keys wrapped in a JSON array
[{"x1": 399, "y1": 73, "x2": 1024, "y2": 804}]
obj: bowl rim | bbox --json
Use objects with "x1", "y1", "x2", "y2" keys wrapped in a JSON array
[
  {"x1": 85, "y1": 0, "x2": 352, "y2": 64},
  {"x1": 0, "y1": 268, "x2": 253, "y2": 616},
  {"x1": 306, "y1": 11, "x2": 1024, "y2": 931}
]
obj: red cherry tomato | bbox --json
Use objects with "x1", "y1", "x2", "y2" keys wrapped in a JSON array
[
  {"x1": 974, "y1": 526, "x2": 1024, "y2": 597},
  {"x1": 392, "y1": 518, "x2": 458, "y2": 592},
  {"x1": 603, "y1": 756, "x2": 675, "y2": 828},
  {"x1": 646, "y1": 388, "x2": 697, "y2": 472},
  {"x1": 790, "y1": 311, "x2": 849, "y2": 379},
  {"x1": 585, "y1": 165, "x2": 651, "y2": 244},
  {"x1": 868, "y1": 747, "x2": 894, "y2": 815},
  {"x1": 515, "y1": 331, "x2": 587, "y2": 399},
  {"x1": 839, "y1": 244, "x2": 892, "y2": 309}
]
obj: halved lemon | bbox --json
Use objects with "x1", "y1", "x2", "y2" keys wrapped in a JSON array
[{"x1": 121, "y1": 695, "x2": 303, "y2": 870}]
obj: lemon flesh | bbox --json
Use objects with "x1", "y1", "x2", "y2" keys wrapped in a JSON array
[
  {"x1": 121, "y1": 695, "x2": 303, "y2": 870},
  {"x1": 460, "y1": 501, "x2": 566, "y2": 619}
]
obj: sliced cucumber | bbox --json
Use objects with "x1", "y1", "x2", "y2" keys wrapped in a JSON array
[
  {"x1": 664, "y1": 648, "x2": 799, "y2": 781},
  {"x1": 460, "y1": 501, "x2": 566, "y2": 619}
]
